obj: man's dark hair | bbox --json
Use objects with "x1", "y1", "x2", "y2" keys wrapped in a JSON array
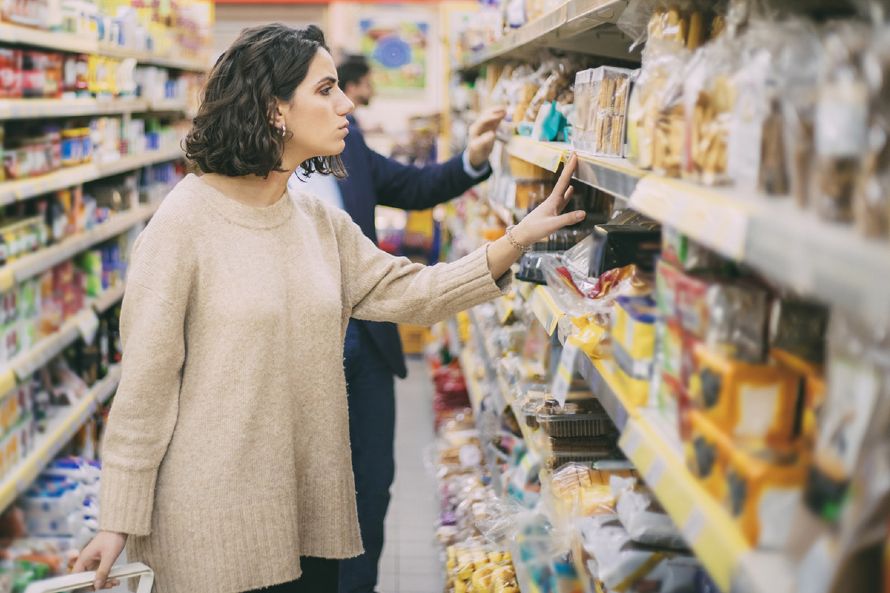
[
  {"x1": 337, "y1": 55, "x2": 371, "y2": 91},
  {"x1": 185, "y1": 23, "x2": 345, "y2": 178}
]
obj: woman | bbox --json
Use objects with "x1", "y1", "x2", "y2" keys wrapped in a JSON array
[{"x1": 72, "y1": 23, "x2": 584, "y2": 593}]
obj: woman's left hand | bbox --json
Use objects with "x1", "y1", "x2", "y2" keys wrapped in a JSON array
[{"x1": 510, "y1": 153, "x2": 585, "y2": 247}]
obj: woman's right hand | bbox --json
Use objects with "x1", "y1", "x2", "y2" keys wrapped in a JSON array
[{"x1": 73, "y1": 531, "x2": 128, "y2": 590}]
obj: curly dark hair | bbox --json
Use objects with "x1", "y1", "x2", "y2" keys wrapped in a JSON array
[{"x1": 185, "y1": 23, "x2": 346, "y2": 178}]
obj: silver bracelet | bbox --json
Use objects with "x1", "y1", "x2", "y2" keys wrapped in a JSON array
[{"x1": 505, "y1": 225, "x2": 530, "y2": 253}]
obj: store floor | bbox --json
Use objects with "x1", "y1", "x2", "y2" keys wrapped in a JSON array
[{"x1": 378, "y1": 358, "x2": 442, "y2": 593}]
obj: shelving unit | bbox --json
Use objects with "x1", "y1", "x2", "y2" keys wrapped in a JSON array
[
  {"x1": 0, "y1": 146, "x2": 184, "y2": 207},
  {"x1": 459, "y1": 0, "x2": 634, "y2": 69},
  {"x1": 504, "y1": 136, "x2": 890, "y2": 327},
  {"x1": 521, "y1": 282, "x2": 794, "y2": 593},
  {"x1": 0, "y1": 366, "x2": 121, "y2": 513},
  {"x1": 0, "y1": 22, "x2": 208, "y2": 72},
  {"x1": 0, "y1": 202, "x2": 160, "y2": 291}
]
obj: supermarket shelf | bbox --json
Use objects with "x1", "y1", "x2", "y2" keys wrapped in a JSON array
[
  {"x1": 0, "y1": 97, "x2": 149, "y2": 120},
  {"x1": 92, "y1": 283, "x2": 126, "y2": 313},
  {"x1": 0, "y1": 365, "x2": 121, "y2": 513},
  {"x1": 505, "y1": 137, "x2": 643, "y2": 200},
  {"x1": 576, "y1": 355, "x2": 629, "y2": 431},
  {"x1": 460, "y1": 0, "x2": 632, "y2": 69},
  {"x1": 0, "y1": 23, "x2": 208, "y2": 72},
  {"x1": 6, "y1": 309, "x2": 97, "y2": 381},
  {"x1": 459, "y1": 348, "x2": 486, "y2": 417},
  {"x1": 528, "y1": 285, "x2": 564, "y2": 336},
  {"x1": 0, "y1": 202, "x2": 159, "y2": 291},
  {"x1": 629, "y1": 176, "x2": 890, "y2": 327},
  {"x1": 522, "y1": 281, "x2": 792, "y2": 593},
  {"x1": 0, "y1": 146, "x2": 184, "y2": 206},
  {"x1": 98, "y1": 147, "x2": 184, "y2": 178},
  {"x1": 508, "y1": 137, "x2": 890, "y2": 326},
  {"x1": 148, "y1": 98, "x2": 190, "y2": 113}
]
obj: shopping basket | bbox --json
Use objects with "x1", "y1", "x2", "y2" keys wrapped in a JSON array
[{"x1": 23, "y1": 563, "x2": 154, "y2": 593}]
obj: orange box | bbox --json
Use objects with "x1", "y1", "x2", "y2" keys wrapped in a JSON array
[{"x1": 690, "y1": 344, "x2": 801, "y2": 447}]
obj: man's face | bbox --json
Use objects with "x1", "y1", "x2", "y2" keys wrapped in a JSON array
[{"x1": 348, "y1": 74, "x2": 374, "y2": 107}]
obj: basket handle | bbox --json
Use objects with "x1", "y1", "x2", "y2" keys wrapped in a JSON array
[{"x1": 23, "y1": 562, "x2": 154, "y2": 593}]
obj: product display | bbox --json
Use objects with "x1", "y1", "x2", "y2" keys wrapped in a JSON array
[{"x1": 443, "y1": 1, "x2": 886, "y2": 583}]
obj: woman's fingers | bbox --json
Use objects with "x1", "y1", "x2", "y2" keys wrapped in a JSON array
[{"x1": 552, "y1": 154, "x2": 578, "y2": 199}]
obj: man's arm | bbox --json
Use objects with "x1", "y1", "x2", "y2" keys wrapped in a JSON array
[
  {"x1": 370, "y1": 148, "x2": 490, "y2": 211},
  {"x1": 368, "y1": 106, "x2": 505, "y2": 211}
]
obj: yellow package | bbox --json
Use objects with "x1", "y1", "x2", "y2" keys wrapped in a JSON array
[
  {"x1": 567, "y1": 317, "x2": 610, "y2": 360},
  {"x1": 611, "y1": 295, "x2": 657, "y2": 379},
  {"x1": 685, "y1": 410, "x2": 730, "y2": 500},
  {"x1": 724, "y1": 436, "x2": 806, "y2": 549},
  {"x1": 690, "y1": 344, "x2": 801, "y2": 447}
]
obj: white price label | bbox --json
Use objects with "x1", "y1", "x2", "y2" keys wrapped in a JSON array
[
  {"x1": 552, "y1": 342, "x2": 579, "y2": 407},
  {"x1": 683, "y1": 508, "x2": 707, "y2": 544}
]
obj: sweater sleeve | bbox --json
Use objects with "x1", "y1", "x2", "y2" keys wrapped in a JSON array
[
  {"x1": 99, "y1": 215, "x2": 193, "y2": 536},
  {"x1": 332, "y1": 208, "x2": 511, "y2": 326}
]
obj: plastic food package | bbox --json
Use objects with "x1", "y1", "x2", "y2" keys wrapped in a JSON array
[
  {"x1": 814, "y1": 23, "x2": 871, "y2": 224},
  {"x1": 628, "y1": 43, "x2": 692, "y2": 170},
  {"x1": 612, "y1": 476, "x2": 687, "y2": 549},
  {"x1": 683, "y1": 37, "x2": 737, "y2": 185},
  {"x1": 549, "y1": 463, "x2": 634, "y2": 520},
  {"x1": 537, "y1": 398, "x2": 616, "y2": 438},
  {"x1": 855, "y1": 24, "x2": 890, "y2": 239},
  {"x1": 578, "y1": 515, "x2": 700, "y2": 593},
  {"x1": 574, "y1": 66, "x2": 635, "y2": 156}
]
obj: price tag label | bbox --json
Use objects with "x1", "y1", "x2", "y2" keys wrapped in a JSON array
[
  {"x1": 683, "y1": 508, "x2": 707, "y2": 544},
  {"x1": 645, "y1": 457, "x2": 667, "y2": 487},
  {"x1": 552, "y1": 342, "x2": 579, "y2": 407}
]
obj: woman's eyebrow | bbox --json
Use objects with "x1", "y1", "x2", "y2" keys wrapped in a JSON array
[{"x1": 316, "y1": 76, "x2": 337, "y2": 87}]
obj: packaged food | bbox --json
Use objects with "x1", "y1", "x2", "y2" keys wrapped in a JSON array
[
  {"x1": 806, "y1": 313, "x2": 890, "y2": 523},
  {"x1": 690, "y1": 344, "x2": 802, "y2": 447},
  {"x1": 628, "y1": 43, "x2": 692, "y2": 170},
  {"x1": 660, "y1": 227, "x2": 724, "y2": 272},
  {"x1": 770, "y1": 298, "x2": 829, "y2": 365},
  {"x1": 549, "y1": 463, "x2": 628, "y2": 519},
  {"x1": 814, "y1": 24, "x2": 870, "y2": 224},
  {"x1": 689, "y1": 411, "x2": 806, "y2": 548},
  {"x1": 854, "y1": 25, "x2": 890, "y2": 239},
  {"x1": 578, "y1": 515, "x2": 700, "y2": 593},
  {"x1": 537, "y1": 398, "x2": 616, "y2": 438},
  {"x1": 589, "y1": 222, "x2": 661, "y2": 277},
  {"x1": 611, "y1": 295, "x2": 658, "y2": 381},
  {"x1": 0, "y1": 48, "x2": 23, "y2": 98},
  {"x1": 612, "y1": 475, "x2": 687, "y2": 549},
  {"x1": 584, "y1": 66, "x2": 635, "y2": 157},
  {"x1": 683, "y1": 40, "x2": 737, "y2": 185}
]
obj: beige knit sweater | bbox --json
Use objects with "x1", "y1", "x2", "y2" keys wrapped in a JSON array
[{"x1": 98, "y1": 174, "x2": 508, "y2": 593}]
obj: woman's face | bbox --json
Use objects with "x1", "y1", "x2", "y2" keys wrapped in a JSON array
[{"x1": 278, "y1": 48, "x2": 354, "y2": 168}]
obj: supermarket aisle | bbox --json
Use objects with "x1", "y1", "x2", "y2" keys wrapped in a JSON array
[{"x1": 379, "y1": 359, "x2": 443, "y2": 593}]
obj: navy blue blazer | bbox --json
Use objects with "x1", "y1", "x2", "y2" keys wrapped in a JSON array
[{"x1": 339, "y1": 115, "x2": 491, "y2": 378}]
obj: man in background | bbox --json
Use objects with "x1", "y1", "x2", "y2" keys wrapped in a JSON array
[{"x1": 291, "y1": 55, "x2": 505, "y2": 593}]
